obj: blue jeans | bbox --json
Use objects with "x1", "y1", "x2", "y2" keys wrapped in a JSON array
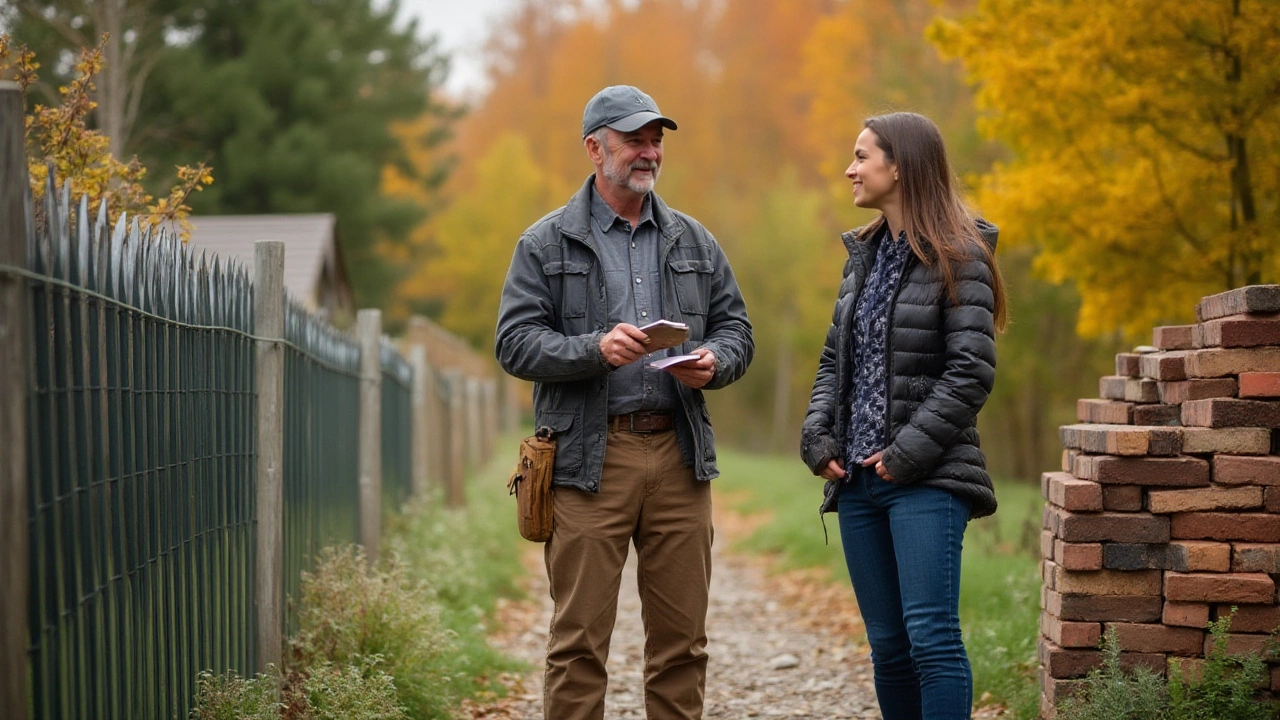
[{"x1": 837, "y1": 465, "x2": 972, "y2": 720}]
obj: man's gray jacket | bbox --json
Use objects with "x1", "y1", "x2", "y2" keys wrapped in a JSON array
[{"x1": 495, "y1": 175, "x2": 754, "y2": 491}]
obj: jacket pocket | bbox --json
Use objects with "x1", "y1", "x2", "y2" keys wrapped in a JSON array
[
  {"x1": 538, "y1": 410, "x2": 582, "y2": 473},
  {"x1": 668, "y1": 257, "x2": 714, "y2": 316},
  {"x1": 543, "y1": 260, "x2": 593, "y2": 319}
]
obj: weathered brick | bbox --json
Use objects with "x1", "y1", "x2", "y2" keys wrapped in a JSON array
[
  {"x1": 1213, "y1": 455, "x2": 1280, "y2": 486},
  {"x1": 1274, "y1": 665, "x2": 1280, "y2": 694},
  {"x1": 1205, "y1": 633, "x2": 1273, "y2": 658},
  {"x1": 1140, "y1": 351, "x2": 1189, "y2": 381},
  {"x1": 1147, "y1": 485, "x2": 1264, "y2": 514},
  {"x1": 1099, "y1": 376, "x2": 1159, "y2": 402},
  {"x1": 1180, "y1": 427, "x2": 1272, "y2": 455},
  {"x1": 1077, "y1": 398, "x2": 1133, "y2": 425},
  {"x1": 1045, "y1": 590, "x2": 1164, "y2": 622},
  {"x1": 1063, "y1": 448, "x2": 1083, "y2": 474},
  {"x1": 1040, "y1": 672, "x2": 1086, "y2": 712},
  {"x1": 1045, "y1": 472, "x2": 1104, "y2": 511},
  {"x1": 1100, "y1": 375, "x2": 1128, "y2": 400},
  {"x1": 1239, "y1": 372, "x2": 1280, "y2": 398},
  {"x1": 1053, "y1": 507, "x2": 1170, "y2": 543},
  {"x1": 1055, "y1": 540, "x2": 1104, "y2": 571},
  {"x1": 1102, "y1": 485, "x2": 1144, "y2": 512},
  {"x1": 1158, "y1": 378, "x2": 1238, "y2": 404},
  {"x1": 1197, "y1": 285, "x2": 1280, "y2": 322},
  {"x1": 1060, "y1": 425, "x2": 1182, "y2": 457},
  {"x1": 1107, "y1": 622, "x2": 1205, "y2": 655},
  {"x1": 1165, "y1": 571, "x2": 1276, "y2": 604},
  {"x1": 1075, "y1": 455, "x2": 1209, "y2": 487},
  {"x1": 1042, "y1": 529, "x2": 1057, "y2": 562},
  {"x1": 1182, "y1": 398, "x2": 1280, "y2": 429},
  {"x1": 1153, "y1": 325, "x2": 1197, "y2": 350},
  {"x1": 1216, "y1": 604, "x2": 1280, "y2": 634},
  {"x1": 1163, "y1": 602, "x2": 1211, "y2": 628},
  {"x1": 1231, "y1": 543, "x2": 1280, "y2": 573},
  {"x1": 1171, "y1": 512, "x2": 1280, "y2": 542},
  {"x1": 1042, "y1": 612, "x2": 1102, "y2": 648},
  {"x1": 1168, "y1": 541, "x2": 1231, "y2": 572},
  {"x1": 1048, "y1": 564, "x2": 1163, "y2": 596},
  {"x1": 1103, "y1": 543, "x2": 1170, "y2": 570},
  {"x1": 1267, "y1": 486, "x2": 1280, "y2": 512},
  {"x1": 1039, "y1": 640, "x2": 1164, "y2": 679},
  {"x1": 1185, "y1": 347, "x2": 1280, "y2": 377},
  {"x1": 1133, "y1": 404, "x2": 1181, "y2": 426},
  {"x1": 1116, "y1": 353, "x2": 1144, "y2": 378},
  {"x1": 1198, "y1": 314, "x2": 1280, "y2": 348}
]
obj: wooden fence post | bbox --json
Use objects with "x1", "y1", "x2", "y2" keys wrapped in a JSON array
[
  {"x1": 358, "y1": 310, "x2": 382, "y2": 554},
  {"x1": 444, "y1": 370, "x2": 466, "y2": 507},
  {"x1": 0, "y1": 80, "x2": 31, "y2": 720},
  {"x1": 253, "y1": 241, "x2": 285, "y2": 672},
  {"x1": 409, "y1": 344, "x2": 429, "y2": 498}
]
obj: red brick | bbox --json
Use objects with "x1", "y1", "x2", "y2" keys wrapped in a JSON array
[
  {"x1": 1239, "y1": 372, "x2": 1280, "y2": 398},
  {"x1": 1231, "y1": 544, "x2": 1280, "y2": 573},
  {"x1": 1163, "y1": 602, "x2": 1211, "y2": 628},
  {"x1": 1165, "y1": 572, "x2": 1276, "y2": 604},
  {"x1": 1107, "y1": 622, "x2": 1205, "y2": 655},
  {"x1": 1140, "y1": 351, "x2": 1189, "y2": 381},
  {"x1": 1040, "y1": 672, "x2": 1086, "y2": 712},
  {"x1": 1045, "y1": 472, "x2": 1104, "y2": 511},
  {"x1": 1133, "y1": 404, "x2": 1181, "y2": 426},
  {"x1": 1042, "y1": 612, "x2": 1102, "y2": 648},
  {"x1": 1116, "y1": 353, "x2": 1144, "y2": 377},
  {"x1": 1040, "y1": 641, "x2": 1158, "y2": 680},
  {"x1": 1048, "y1": 563, "x2": 1163, "y2": 595},
  {"x1": 1045, "y1": 590, "x2": 1164, "y2": 622},
  {"x1": 1213, "y1": 455, "x2": 1280, "y2": 486},
  {"x1": 1063, "y1": 448, "x2": 1082, "y2": 474},
  {"x1": 1051, "y1": 507, "x2": 1170, "y2": 543},
  {"x1": 1180, "y1": 427, "x2": 1273, "y2": 455},
  {"x1": 1153, "y1": 325, "x2": 1197, "y2": 350},
  {"x1": 1206, "y1": 633, "x2": 1273, "y2": 658},
  {"x1": 1267, "y1": 487, "x2": 1280, "y2": 512},
  {"x1": 1147, "y1": 485, "x2": 1264, "y2": 514},
  {"x1": 1169, "y1": 656, "x2": 1206, "y2": 684},
  {"x1": 1182, "y1": 398, "x2": 1280, "y2": 429},
  {"x1": 1197, "y1": 286, "x2": 1280, "y2": 322},
  {"x1": 1185, "y1": 347, "x2": 1280, "y2": 377},
  {"x1": 1099, "y1": 376, "x2": 1159, "y2": 402},
  {"x1": 1198, "y1": 315, "x2": 1280, "y2": 348},
  {"x1": 1158, "y1": 378, "x2": 1238, "y2": 404},
  {"x1": 1060, "y1": 424, "x2": 1181, "y2": 456},
  {"x1": 1102, "y1": 485, "x2": 1144, "y2": 511},
  {"x1": 1055, "y1": 540, "x2": 1104, "y2": 571},
  {"x1": 1168, "y1": 541, "x2": 1232, "y2": 572},
  {"x1": 1077, "y1": 398, "x2": 1133, "y2": 425},
  {"x1": 1075, "y1": 455, "x2": 1209, "y2": 487},
  {"x1": 1216, "y1": 604, "x2": 1280, "y2": 634},
  {"x1": 1100, "y1": 375, "x2": 1128, "y2": 399},
  {"x1": 1042, "y1": 529, "x2": 1057, "y2": 562},
  {"x1": 1171, "y1": 512, "x2": 1280, "y2": 542}
]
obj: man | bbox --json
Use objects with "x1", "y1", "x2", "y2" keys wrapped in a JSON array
[{"x1": 495, "y1": 85, "x2": 754, "y2": 720}]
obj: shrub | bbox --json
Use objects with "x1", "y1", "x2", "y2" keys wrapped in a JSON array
[
  {"x1": 191, "y1": 669, "x2": 280, "y2": 720},
  {"x1": 290, "y1": 546, "x2": 458, "y2": 719},
  {"x1": 191, "y1": 661, "x2": 408, "y2": 720}
]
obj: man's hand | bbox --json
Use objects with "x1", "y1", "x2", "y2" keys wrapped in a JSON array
[
  {"x1": 665, "y1": 347, "x2": 717, "y2": 388},
  {"x1": 819, "y1": 458, "x2": 846, "y2": 482},
  {"x1": 861, "y1": 451, "x2": 896, "y2": 482},
  {"x1": 600, "y1": 323, "x2": 651, "y2": 366}
]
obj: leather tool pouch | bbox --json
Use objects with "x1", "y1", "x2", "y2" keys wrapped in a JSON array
[{"x1": 507, "y1": 426, "x2": 556, "y2": 542}]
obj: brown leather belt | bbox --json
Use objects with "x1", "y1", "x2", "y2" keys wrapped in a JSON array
[{"x1": 609, "y1": 410, "x2": 674, "y2": 433}]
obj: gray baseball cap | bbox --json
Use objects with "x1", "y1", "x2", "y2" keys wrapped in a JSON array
[{"x1": 581, "y1": 85, "x2": 678, "y2": 138}]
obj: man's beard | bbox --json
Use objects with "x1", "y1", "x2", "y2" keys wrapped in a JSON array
[{"x1": 604, "y1": 155, "x2": 660, "y2": 194}]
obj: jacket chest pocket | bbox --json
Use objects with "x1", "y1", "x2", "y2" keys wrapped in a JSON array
[
  {"x1": 668, "y1": 257, "x2": 714, "y2": 316},
  {"x1": 543, "y1": 260, "x2": 594, "y2": 320}
]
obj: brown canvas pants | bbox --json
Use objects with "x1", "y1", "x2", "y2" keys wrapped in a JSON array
[{"x1": 543, "y1": 425, "x2": 713, "y2": 720}]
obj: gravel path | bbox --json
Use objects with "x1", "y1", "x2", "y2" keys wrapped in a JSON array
[{"x1": 466, "y1": 501, "x2": 883, "y2": 719}]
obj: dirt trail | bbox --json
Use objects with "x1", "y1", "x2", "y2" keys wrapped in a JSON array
[{"x1": 465, "y1": 501, "x2": 883, "y2": 719}]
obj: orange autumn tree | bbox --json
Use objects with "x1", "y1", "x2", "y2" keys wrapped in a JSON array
[
  {"x1": 932, "y1": 0, "x2": 1280, "y2": 339},
  {"x1": 0, "y1": 34, "x2": 212, "y2": 235}
]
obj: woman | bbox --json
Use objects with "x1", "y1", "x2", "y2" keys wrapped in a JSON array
[{"x1": 800, "y1": 112, "x2": 1007, "y2": 720}]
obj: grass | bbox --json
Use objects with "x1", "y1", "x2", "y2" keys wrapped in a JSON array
[{"x1": 713, "y1": 448, "x2": 1042, "y2": 718}]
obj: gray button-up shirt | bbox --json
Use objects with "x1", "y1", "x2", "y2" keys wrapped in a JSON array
[{"x1": 589, "y1": 186, "x2": 679, "y2": 415}]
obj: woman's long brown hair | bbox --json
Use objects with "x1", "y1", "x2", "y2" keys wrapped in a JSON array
[{"x1": 857, "y1": 112, "x2": 1007, "y2": 331}]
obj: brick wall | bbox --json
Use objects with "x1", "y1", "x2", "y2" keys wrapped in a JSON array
[{"x1": 1039, "y1": 284, "x2": 1280, "y2": 718}]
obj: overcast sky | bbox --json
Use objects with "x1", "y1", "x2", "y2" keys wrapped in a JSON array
[{"x1": 392, "y1": 0, "x2": 516, "y2": 99}]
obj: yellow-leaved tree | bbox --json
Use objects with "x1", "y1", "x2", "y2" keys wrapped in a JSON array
[{"x1": 932, "y1": 0, "x2": 1280, "y2": 338}]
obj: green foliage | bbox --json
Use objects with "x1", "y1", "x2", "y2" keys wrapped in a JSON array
[
  {"x1": 1059, "y1": 616, "x2": 1280, "y2": 720},
  {"x1": 290, "y1": 546, "x2": 458, "y2": 719},
  {"x1": 192, "y1": 669, "x2": 281, "y2": 720},
  {"x1": 191, "y1": 662, "x2": 408, "y2": 720}
]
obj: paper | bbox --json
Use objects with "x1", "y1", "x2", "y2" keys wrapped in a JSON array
[
  {"x1": 638, "y1": 319, "x2": 689, "y2": 352},
  {"x1": 647, "y1": 354, "x2": 700, "y2": 370}
]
